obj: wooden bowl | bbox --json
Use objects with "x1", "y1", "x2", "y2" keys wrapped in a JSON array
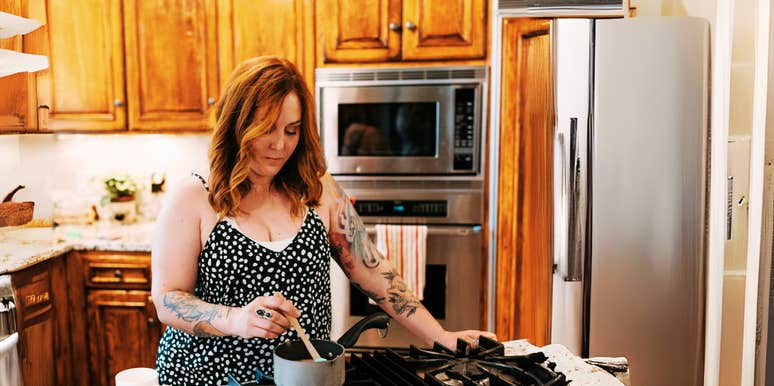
[{"x1": 0, "y1": 201, "x2": 34, "y2": 227}]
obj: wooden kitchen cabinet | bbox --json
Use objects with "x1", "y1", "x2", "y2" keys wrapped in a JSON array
[
  {"x1": 79, "y1": 251, "x2": 163, "y2": 386},
  {"x1": 124, "y1": 0, "x2": 219, "y2": 131},
  {"x1": 32, "y1": 0, "x2": 127, "y2": 131},
  {"x1": 11, "y1": 256, "x2": 72, "y2": 386},
  {"x1": 217, "y1": 0, "x2": 315, "y2": 92},
  {"x1": 87, "y1": 290, "x2": 162, "y2": 386},
  {"x1": 495, "y1": 18, "x2": 554, "y2": 345},
  {"x1": 317, "y1": 0, "x2": 487, "y2": 64},
  {"x1": 0, "y1": 0, "x2": 39, "y2": 132},
  {"x1": 31, "y1": 0, "x2": 217, "y2": 132}
]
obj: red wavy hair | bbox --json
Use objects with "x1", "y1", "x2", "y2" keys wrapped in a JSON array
[{"x1": 208, "y1": 56, "x2": 326, "y2": 218}]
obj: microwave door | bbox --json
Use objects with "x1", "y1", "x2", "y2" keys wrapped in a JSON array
[{"x1": 319, "y1": 85, "x2": 474, "y2": 175}]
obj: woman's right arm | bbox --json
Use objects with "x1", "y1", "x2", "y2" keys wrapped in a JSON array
[{"x1": 151, "y1": 178, "x2": 299, "y2": 338}]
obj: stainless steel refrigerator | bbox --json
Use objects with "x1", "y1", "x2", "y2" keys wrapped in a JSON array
[{"x1": 551, "y1": 17, "x2": 709, "y2": 385}]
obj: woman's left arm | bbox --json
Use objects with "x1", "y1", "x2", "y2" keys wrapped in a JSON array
[{"x1": 321, "y1": 174, "x2": 495, "y2": 348}]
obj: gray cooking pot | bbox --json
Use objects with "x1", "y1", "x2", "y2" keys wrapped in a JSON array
[
  {"x1": 273, "y1": 340, "x2": 345, "y2": 386},
  {"x1": 271, "y1": 312, "x2": 390, "y2": 386}
]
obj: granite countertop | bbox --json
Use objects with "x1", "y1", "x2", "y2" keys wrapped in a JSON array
[{"x1": 0, "y1": 221, "x2": 155, "y2": 274}]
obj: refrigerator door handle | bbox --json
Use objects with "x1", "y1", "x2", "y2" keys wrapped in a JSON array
[
  {"x1": 556, "y1": 131, "x2": 567, "y2": 275},
  {"x1": 566, "y1": 117, "x2": 584, "y2": 282}
]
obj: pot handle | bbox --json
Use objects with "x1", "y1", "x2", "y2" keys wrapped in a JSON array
[{"x1": 336, "y1": 312, "x2": 390, "y2": 348}]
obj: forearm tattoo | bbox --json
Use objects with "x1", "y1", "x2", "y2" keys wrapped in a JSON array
[
  {"x1": 352, "y1": 282, "x2": 385, "y2": 304},
  {"x1": 163, "y1": 291, "x2": 228, "y2": 337},
  {"x1": 382, "y1": 271, "x2": 421, "y2": 317}
]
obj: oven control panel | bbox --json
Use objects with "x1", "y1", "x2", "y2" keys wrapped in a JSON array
[
  {"x1": 353, "y1": 200, "x2": 448, "y2": 217},
  {"x1": 453, "y1": 87, "x2": 475, "y2": 171}
]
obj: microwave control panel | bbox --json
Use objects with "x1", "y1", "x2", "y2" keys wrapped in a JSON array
[
  {"x1": 454, "y1": 88, "x2": 476, "y2": 171},
  {"x1": 353, "y1": 200, "x2": 448, "y2": 217}
]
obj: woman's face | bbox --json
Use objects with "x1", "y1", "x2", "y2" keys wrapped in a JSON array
[{"x1": 249, "y1": 92, "x2": 302, "y2": 179}]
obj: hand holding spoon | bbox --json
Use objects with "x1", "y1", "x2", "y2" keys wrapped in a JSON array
[{"x1": 273, "y1": 292, "x2": 326, "y2": 363}]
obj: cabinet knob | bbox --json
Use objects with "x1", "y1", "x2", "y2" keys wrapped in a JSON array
[
  {"x1": 147, "y1": 317, "x2": 155, "y2": 325},
  {"x1": 114, "y1": 269, "x2": 123, "y2": 279},
  {"x1": 388, "y1": 22, "x2": 401, "y2": 32},
  {"x1": 207, "y1": 97, "x2": 216, "y2": 106},
  {"x1": 405, "y1": 21, "x2": 416, "y2": 31},
  {"x1": 114, "y1": 99, "x2": 123, "y2": 107}
]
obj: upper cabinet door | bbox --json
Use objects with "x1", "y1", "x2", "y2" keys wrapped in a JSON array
[
  {"x1": 0, "y1": 0, "x2": 37, "y2": 132},
  {"x1": 35, "y1": 0, "x2": 126, "y2": 131},
  {"x1": 317, "y1": 0, "x2": 402, "y2": 63},
  {"x1": 218, "y1": 0, "x2": 315, "y2": 92},
  {"x1": 123, "y1": 0, "x2": 218, "y2": 131},
  {"x1": 401, "y1": 0, "x2": 486, "y2": 61}
]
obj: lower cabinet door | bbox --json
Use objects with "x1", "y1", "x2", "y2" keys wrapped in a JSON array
[
  {"x1": 19, "y1": 318, "x2": 56, "y2": 386},
  {"x1": 86, "y1": 290, "x2": 162, "y2": 386}
]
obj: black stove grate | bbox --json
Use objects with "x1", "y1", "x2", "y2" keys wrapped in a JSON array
[
  {"x1": 345, "y1": 336, "x2": 569, "y2": 386},
  {"x1": 237, "y1": 336, "x2": 569, "y2": 386}
]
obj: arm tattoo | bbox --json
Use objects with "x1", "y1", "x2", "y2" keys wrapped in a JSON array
[
  {"x1": 382, "y1": 271, "x2": 421, "y2": 318},
  {"x1": 352, "y1": 282, "x2": 385, "y2": 304},
  {"x1": 163, "y1": 291, "x2": 227, "y2": 337},
  {"x1": 328, "y1": 179, "x2": 383, "y2": 271}
]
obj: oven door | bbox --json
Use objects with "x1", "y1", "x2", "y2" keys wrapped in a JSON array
[
  {"x1": 332, "y1": 224, "x2": 483, "y2": 347},
  {"x1": 319, "y1": 84, "x2": 479, "y2": 175}
]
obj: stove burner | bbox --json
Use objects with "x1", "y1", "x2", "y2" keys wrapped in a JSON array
[
  {"x1": 346, "y1": 336, "x2": 569, "y2": 386},
  {"x1": 237, "y1": 336, "x2": 569, "y2": 385}
]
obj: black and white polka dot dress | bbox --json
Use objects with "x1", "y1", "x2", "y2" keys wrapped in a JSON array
[{"x1": 156, "y1": 208, "x2": 333, "y2": 386}]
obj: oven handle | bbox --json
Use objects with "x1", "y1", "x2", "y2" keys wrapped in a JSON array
[{"x1": 365, "y1": 224, "x2": 481, "y2": 236}]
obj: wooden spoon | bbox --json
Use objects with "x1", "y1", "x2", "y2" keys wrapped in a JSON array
[{"x1": 273, "y1": 292, "x2": 326, "y2": 362}]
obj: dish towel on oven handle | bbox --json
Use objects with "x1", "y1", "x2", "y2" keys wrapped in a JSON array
[{"x1": 374, "y1": 224, "x2": 428, "y2": 301}]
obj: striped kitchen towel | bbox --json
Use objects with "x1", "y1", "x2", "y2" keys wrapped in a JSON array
[{"x1": 375, "y1": 224, "x2": 428, "y2": 300}]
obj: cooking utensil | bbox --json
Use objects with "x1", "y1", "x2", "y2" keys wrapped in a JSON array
[{"x1": 272, "y1": 292, "x2": 325, "y2": 363}]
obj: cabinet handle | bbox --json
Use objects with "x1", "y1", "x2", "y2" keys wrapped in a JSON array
[
  {"x1": 37, "y1": 105, "x2": 49, "y2": 130},
  {"x1": 207, "y1": 97, "x2": 216, "y2": 106},
  {"x1": 114, "y1": 99, "x2": 123, "y2": 107},
  {"x1": 405, "y1": 21, "x2": 416, "y2": 31},
  {"x1": 114, "y1": 269, "x2": 123, "y2": 279},
  {"x1": 388, "y1": 22, "x2": 401, "y2": 32}
]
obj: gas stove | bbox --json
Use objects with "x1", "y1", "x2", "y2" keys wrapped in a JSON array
[{"x1": 240, "y1": 336, "x2": 569, "y2": 386}]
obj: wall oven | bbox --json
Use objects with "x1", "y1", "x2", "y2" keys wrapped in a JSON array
[
  {"x1": 315, "y1": 66, "x2": 487, "y2": 176},
  {"x1": 328, "y1": 184, "x2": 485, "y2": 347}
]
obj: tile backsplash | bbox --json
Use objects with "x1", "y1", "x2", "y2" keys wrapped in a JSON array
[{"x1": 0, "y1": 133, "x2": 210, "y2": 220}]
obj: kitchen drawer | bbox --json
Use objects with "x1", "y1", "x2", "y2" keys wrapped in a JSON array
[{"x1": 82, "y1": 252, "x2": 151, "y2": 289}]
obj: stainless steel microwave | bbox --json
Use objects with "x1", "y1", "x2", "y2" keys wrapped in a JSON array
[{"x1": 315, "y1": 66, "x2": 487, "y2": 176}]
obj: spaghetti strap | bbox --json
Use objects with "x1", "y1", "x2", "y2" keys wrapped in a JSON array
[{"x1": 191, "y1": 172, "x2": 209, "y2": 192}]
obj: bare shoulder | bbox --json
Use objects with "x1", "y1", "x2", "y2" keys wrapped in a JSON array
[
  {"x1": 154, "y1": 175, "x2": 216, "y2": 248},
  {"x1": 317, "y1": 173, "x2": 347, "y2": 231},
  {"x1": 167, "y1": 176, "x2": 209, "y2": 209},
  {"x1": 161, "y1": 176, "x2": 212, "y2": 217},
  {"x1": 321, "y1": 173, "x2": 346, "y2": 201}
]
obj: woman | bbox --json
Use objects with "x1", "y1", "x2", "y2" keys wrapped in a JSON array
[{"x1": 151, "y1": 56, "x2": 495, "y2": 385}]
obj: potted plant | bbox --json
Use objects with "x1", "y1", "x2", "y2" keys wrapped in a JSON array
[
  {"x1": 104, "y1": 175, "x2": 138, "y2": 202},
  {"x1": 102, "y1": 175, "x2": 139, "y2": 222}
]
